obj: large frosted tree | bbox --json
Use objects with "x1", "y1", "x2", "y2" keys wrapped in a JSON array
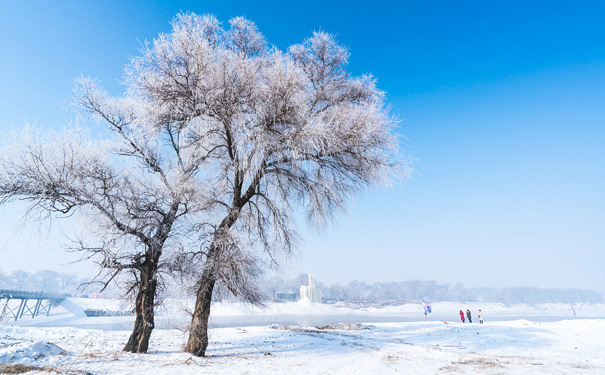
[
  {"x1": 119, "y1": 13, "x2": 405, "y2": 356},
  {"x1": 0, "y1": 12, "x2": 406, "y2": 357}
]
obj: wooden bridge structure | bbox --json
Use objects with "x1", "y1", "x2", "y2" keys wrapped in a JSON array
[{"x1": 0, "y1": 289, "x2": 66, "y2": 321}]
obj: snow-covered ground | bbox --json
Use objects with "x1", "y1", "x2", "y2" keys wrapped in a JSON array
[
  {"x1": 6, "y1": 298, "x2": 605, "y2": 329},
  {"x1": 1, "y1": 300, "x2": 604, "y2": 374}
]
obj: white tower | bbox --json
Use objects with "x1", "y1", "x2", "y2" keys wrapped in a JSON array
[{"x1": 300, "y1": 274, "x2": 321, "y2": 302}]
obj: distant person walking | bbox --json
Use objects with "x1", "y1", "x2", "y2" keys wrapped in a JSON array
[
  {"x1": 459, "y1": 310, "x2": 465, "y2": 323},
  {"x1": 422, "y1": 300, "x2": 432, "y2": 321},
  {"x1": 466, "y1": 309, "x2": 472, "y2": 323},
  {"x1": 478, "y1": 309, "x2": 483, "y2": 324}
]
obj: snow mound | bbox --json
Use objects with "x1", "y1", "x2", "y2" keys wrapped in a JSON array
[{"x1": 0, "y1": 341, "x2": 64, "y2": 363}]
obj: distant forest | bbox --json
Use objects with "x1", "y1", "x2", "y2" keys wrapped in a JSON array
[
  {"x1": 1, "y1": 270, "x2": 602, "y2": 304},
  {"x1": 260, "y1": 274, "x2": 604, "y2": 304}
]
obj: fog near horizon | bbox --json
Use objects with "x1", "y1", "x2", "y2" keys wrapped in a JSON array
[
  {"x1": 1, "y1": 203, "x2": 603, "y2": 297},
  {"x1": 1, "y1": 265, "x2": 602, "y2": 306},
  {"x1": 1, "y1": 2, "x2": 604, "y2": 297},
  {"x1": 1, "y1": 198, "x2": 604, "y2": 296}
]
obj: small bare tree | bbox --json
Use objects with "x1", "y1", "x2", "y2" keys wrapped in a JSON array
[
  {"x1": 0, "y1": 72, "x2": 214, "y2": 352},
  {"x1": 119, "y1": 13, "x2": 407, "y2": 356}
]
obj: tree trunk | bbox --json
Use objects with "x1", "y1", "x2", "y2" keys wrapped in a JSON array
[
  {"x1": 186, "y1": 207, "x2": 242, "y2": 357},
  {"x1": 123, "y1": 254, "x2": 158, "y2": 353},
  {"x1": 184, "y1": 268, "x2": 216, "y2": 357}
]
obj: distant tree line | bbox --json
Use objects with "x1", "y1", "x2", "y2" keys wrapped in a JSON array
[
  {"x1": 261, "y1": 274, "x2": 604, "y2": 304},
  {"x1": 3, "y1": 269, "x2": 601, "y2": 304}
]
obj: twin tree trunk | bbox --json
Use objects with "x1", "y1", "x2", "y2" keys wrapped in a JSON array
[
  {"x1": 120, "y1": 202, "x2": 238, "y2": 356},
  {"x1": 124, "y1": 234, "x2": 223, "y2": 356}
]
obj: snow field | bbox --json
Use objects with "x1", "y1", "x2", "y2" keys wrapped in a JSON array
[{"x1": 1, "y1": 319, "x2": 604, "y2": 374}]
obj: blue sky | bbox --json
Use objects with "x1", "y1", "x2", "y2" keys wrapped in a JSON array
[{"x1": 1, "y1": 1, "x2": 604, "y2": 292}]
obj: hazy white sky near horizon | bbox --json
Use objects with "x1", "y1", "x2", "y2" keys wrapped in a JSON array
[{"x1": 0, "y1": 1, "x2": 603, "y2": 293}]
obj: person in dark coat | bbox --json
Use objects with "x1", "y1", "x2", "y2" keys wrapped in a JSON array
[
  {"x1": 466, "y1": 309, "x2": 472, "y2": 323},
  {"x1": 459, "y1": 310, "x2": 465, "y2": 323}
]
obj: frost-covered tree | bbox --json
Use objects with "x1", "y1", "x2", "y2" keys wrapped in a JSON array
[
  {"x1": 33, "y1": 270, "x2": 60, "y2": 293},
  {"x1": 0, "y1": 77, "x2": 214, "y2": 352},
  {"x1": 5, "y1": 270, "x2": 35, "y2": 291},
  {"x1": 57, "y1": 273, "x2": 79, "y2": 294},
  {"x1": 0, "y1": 12, "x2": 405, "y2": 356},
  {"x1": 119, "y1": 13, "x2": 406, "y2": 356}
]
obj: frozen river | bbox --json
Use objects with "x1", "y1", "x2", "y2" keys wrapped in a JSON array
[{"x1": 9, "y1": 298, "x2": 603, "y2": 331}]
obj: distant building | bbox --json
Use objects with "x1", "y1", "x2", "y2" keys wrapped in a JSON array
[{"x1": 300, "y1": 274, "x2": 322, "y2": 302}]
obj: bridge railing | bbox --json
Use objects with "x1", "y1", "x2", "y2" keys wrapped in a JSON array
[
  {"x1": 0, "y1": 289, "x2": 68, "y2": 321},
  {"x1": 0, "y1": 289, "x2": 68, "y2": 301}
]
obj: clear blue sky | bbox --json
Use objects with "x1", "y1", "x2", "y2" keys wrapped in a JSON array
[{"x1": 1, "y1": 1, "x2": 604, "y2": 293}]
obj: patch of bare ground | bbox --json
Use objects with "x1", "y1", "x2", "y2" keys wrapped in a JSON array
[
  {"x1": 0, "y1": 363, "x2": 93, "y2": 375},
  {"x1": 315, "y1": 323, "x2": 371, "y2": 330},
  {"x1": 439, "y1": 357, "x2": 505, "y2": 372},
  {"x1": 381, "y1": 353, "x2": 403, "y2": 371},
  {"x1": 79, "y1": 352, "x2": 102, "y2": 359},
  {"x1": 383, "y1": 353, "x2": 402, "y2": 367},
  {"x1": 456, "y1": 358, "x2": 503, "y2": 368},
  {"x1": 0, "y1": 363, "x2": 52, "y2": 374},
  {"x1": 271, "y1": 323, "x2": 371, "y2": 331}
]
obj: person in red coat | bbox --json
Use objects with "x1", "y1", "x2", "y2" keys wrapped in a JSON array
[{"x1": 459, "y1": 310, "x2": 465, "y2": 323}]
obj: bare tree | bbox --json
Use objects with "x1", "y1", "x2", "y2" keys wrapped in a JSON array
[
  {"x1": 0, "y1": 69, "x2": 214, "y2": 351},
  {"x1": 117, "y1": 13, "x2": 407, "y2": 356}
]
